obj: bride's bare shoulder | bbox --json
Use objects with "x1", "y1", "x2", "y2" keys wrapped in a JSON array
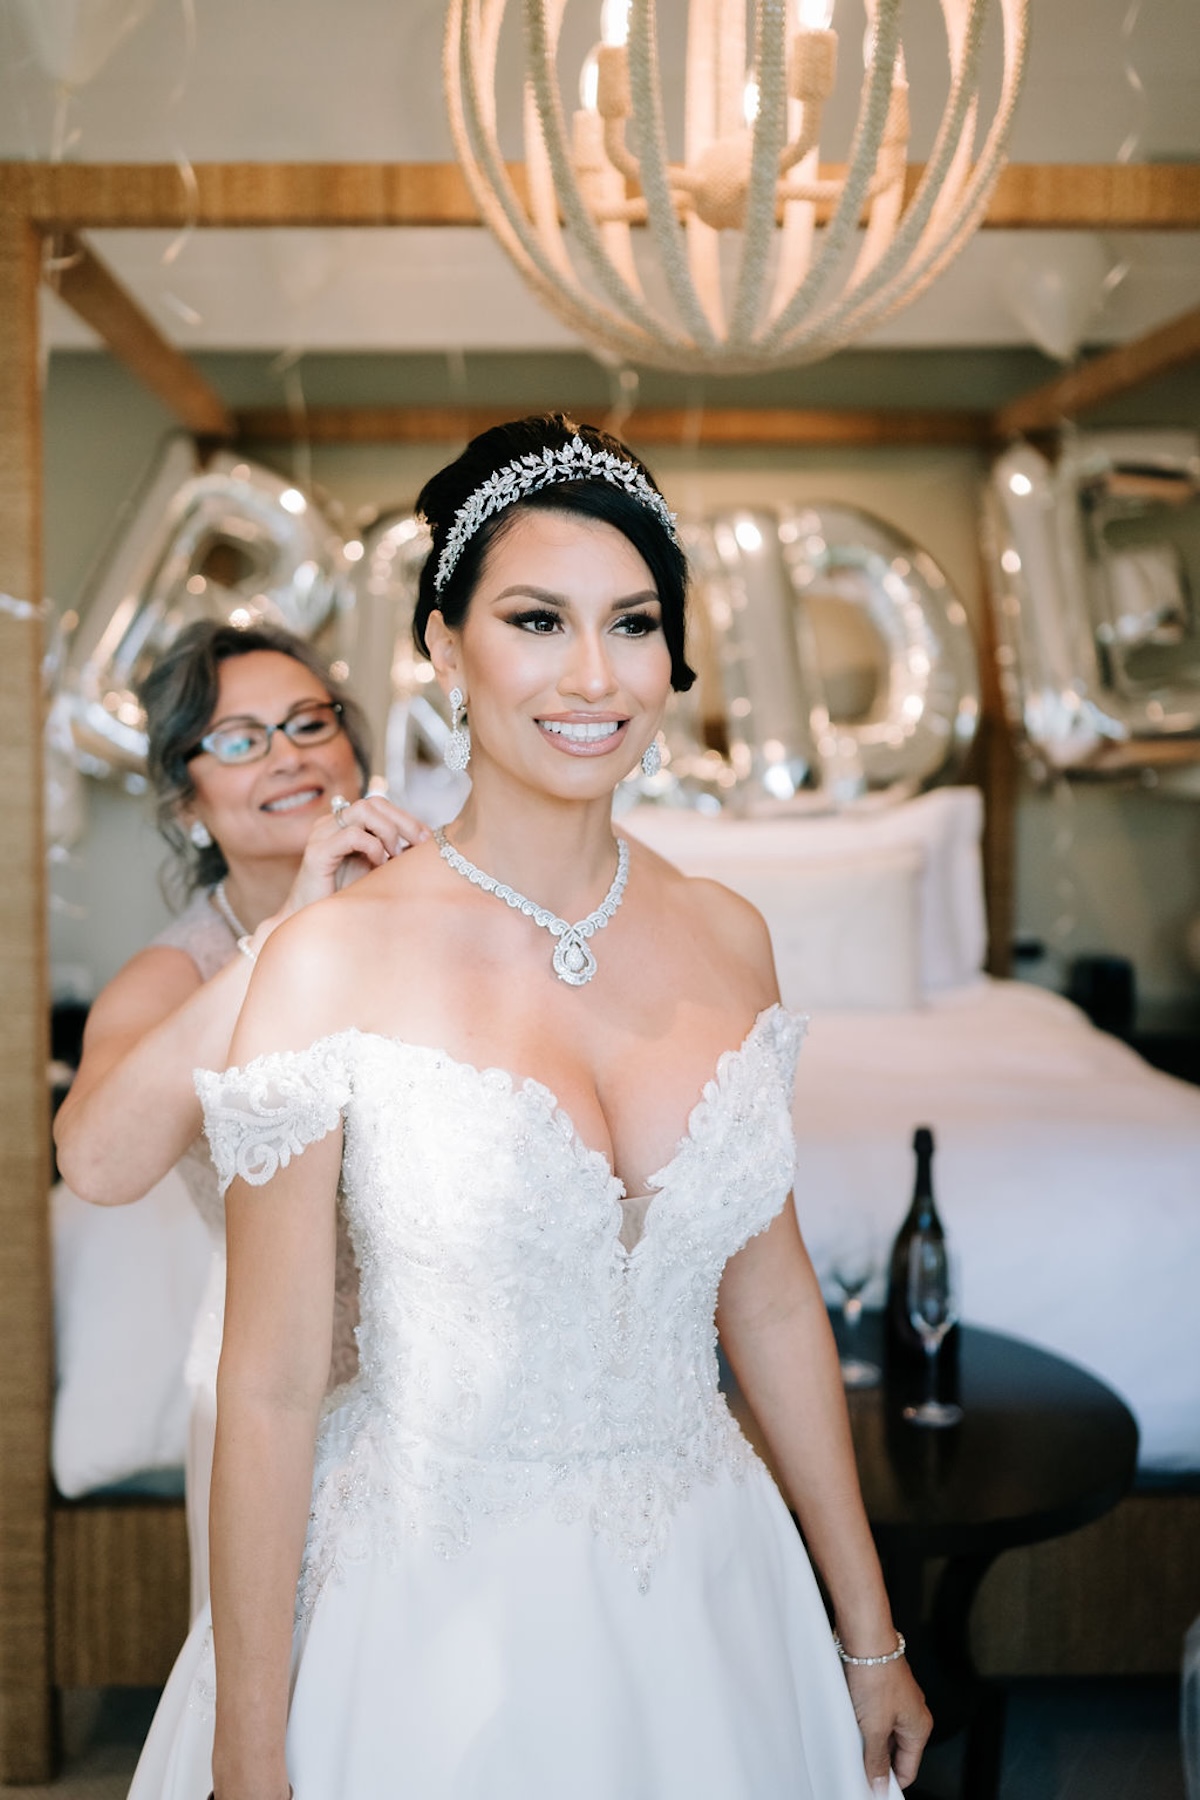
[
  {"x1": 625, "y1": 835, "x2": 778, "y2": 997},
  {"x1": 232, "y1": 844, "x2": 448, "y2": 1056}
]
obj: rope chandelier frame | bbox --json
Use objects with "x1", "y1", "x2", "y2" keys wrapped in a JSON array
[{"x1": 444, "y1": 0, "x2": 1030, "y2": 373}]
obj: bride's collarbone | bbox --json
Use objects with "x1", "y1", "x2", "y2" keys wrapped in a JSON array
[
  {"x1": 327, "y1": 884, "x2": 768, "y2": 1184},
  {"x1": 341, "y1": 911, "x2": 761, "y2": 1079}
]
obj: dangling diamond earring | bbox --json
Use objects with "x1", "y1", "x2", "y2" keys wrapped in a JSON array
[
  {"x1": 641, "y1": 737, "x2": 662, "y2": 778},
  {"x1": 189, "y1": 819, "x2": 213, "y2": 849},
  {"x1": 444, "y1": 687, "x2": 471, "y2": 773}
]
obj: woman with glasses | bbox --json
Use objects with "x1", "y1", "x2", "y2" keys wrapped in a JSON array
[{"x1": 54, "y1": 619, "x2": 429, "y2": 1614}]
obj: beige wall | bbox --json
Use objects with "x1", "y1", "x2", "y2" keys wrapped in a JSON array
[
  {"x1": 1016, "y1": 780, "x2": 1200, "y2": 1030},
  {"x1": 44, "y1": 354, "x2": 1200, "y2": 1028}
]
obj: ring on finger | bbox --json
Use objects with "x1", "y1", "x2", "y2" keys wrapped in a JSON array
[{"x1": 330, "y1": 794, "x2": 352, "y2": 828}]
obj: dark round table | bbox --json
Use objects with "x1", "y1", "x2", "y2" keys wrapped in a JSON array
[{"x1": 832, "y1": 1310, "x2": 1139, "y2": 1800}]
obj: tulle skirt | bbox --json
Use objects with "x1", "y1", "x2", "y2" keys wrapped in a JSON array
[{"x1": 130, "y1": 1456, "x2": 897, "y2": 1799}]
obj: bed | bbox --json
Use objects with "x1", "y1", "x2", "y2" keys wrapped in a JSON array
[{"x1": 36, "y1": 784, "x2": 1200, "y2": 1757}]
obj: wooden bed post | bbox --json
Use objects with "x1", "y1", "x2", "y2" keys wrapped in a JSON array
[
  {"x1": 0, "y1": 185, "x2": 54, "y2": 1780},
  {"x1": 974, "y1": 548, "x2": 1018, "y2": 979}
]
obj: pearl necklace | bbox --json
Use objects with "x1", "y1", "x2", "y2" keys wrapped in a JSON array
[
  {"x1": 434, "y1": 828, "x2": 629, "y2": 987},
  {"x1": 211, "y1": 879, "x2": 251, "y2": 941}
]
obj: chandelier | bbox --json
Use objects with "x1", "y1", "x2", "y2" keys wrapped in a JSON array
[{"x1": 444, "y1": 0, "x2": 1029, "y2": 373}]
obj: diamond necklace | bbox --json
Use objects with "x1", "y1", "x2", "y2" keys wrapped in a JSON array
[
  {"x1": 211, "y1": 879, "x2": 251, "y2": 940},
  {"x1": 433, "y1": 828, "x2": 629, "y2": 987}
]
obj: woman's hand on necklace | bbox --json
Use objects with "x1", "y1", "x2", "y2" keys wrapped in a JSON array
[
  {"x1": 236, "y1": 789, "x2": 430, "y2": 964},
  {"x1": 280, "y1": 788, "x2": 430, "y2": 920}
]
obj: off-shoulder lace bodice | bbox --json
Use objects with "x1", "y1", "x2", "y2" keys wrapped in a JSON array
[{"x1": 198, "y1": 1008, "x2": 804, "y2": 1602}]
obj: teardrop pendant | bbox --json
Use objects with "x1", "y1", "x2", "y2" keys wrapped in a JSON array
[{"x1": 552, "y1": 931, "x2": 598, "y2": 987}]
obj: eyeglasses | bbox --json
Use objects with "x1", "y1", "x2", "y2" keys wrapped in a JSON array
[{"x1": 187, "y1": 701, "x2": 345, "y2": 766}]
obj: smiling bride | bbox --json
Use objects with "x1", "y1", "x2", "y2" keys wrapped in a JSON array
[{"x1": 129, "y1": 413, "x2": 930, "y2": 1800}]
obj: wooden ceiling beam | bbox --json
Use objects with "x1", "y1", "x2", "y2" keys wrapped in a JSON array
[
  {"x1": 234, "y1": 403, "x2": 992, "y2": 449},
  {"x1": 47, "y1": 234, "x2": 234, "y2": 438},
  {"x1": 992, "y1": 301, "x2": 1200, "y2": 437},
  {"x1": 982, "y1": 162, "x2": 1200, "y2": 231},
  {"x1": 4, "y1": 162, "x2": 498, "y2": 229},
  {"x1": 5, "y1": 161, "x2": 1199, "y2": 232}
]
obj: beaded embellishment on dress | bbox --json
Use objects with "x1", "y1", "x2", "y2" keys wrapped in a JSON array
[{"x1": 197, "y1": 1009, "x2": 804, "y2": 1610}]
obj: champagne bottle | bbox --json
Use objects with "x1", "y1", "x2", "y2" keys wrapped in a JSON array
[{"x1": 886, "y1": 1125, "x2": 955, "y2": 1367}]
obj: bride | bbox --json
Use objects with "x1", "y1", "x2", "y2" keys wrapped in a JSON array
[{"x1": 131, "y1": 414, "x2": 930, "y2": 1798}]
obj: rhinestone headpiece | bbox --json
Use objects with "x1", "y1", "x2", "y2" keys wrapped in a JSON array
[{"x1": 433, "y1": 434, "x2": 679, "y2": 594}]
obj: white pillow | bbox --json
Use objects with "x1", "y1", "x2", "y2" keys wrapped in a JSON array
[
  {"x1": 890, "y1": 788, "x2": 987, "y2": 991},
  {"x1": 52, "y1": 1170, "x2": 211, "y2": 1498},
  {"x1": 625, "y1": 814, "x2": 922, "y2": 1010},
  {"x1": 623, "y1": 786, "x2": 986, "y2": 994},
  {"x1": 718, "y1": 850, "x2": 922, "y2": 1011}
]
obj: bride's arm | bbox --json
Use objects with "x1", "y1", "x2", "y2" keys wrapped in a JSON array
[
  {"x1": 207, "y1": 920, "x2": 345, "y2": 1799},
  {"x1": 717, "y1": 1208, "x2": 931, "y2": 1788},
  {"x1": 703, "y1": 884, "x2": 931, "y2": 1791}
]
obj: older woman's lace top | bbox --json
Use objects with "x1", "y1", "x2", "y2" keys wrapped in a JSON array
[
  {"x1": 153, "y1": 889, "x2": 360, "y2": 1390},
  {"x1": 152, "y1": 891, "x2": 240, "y2": 1246},
  {"x1": 196, "y1": 1007, "x2": 804, "y2": 1602}
]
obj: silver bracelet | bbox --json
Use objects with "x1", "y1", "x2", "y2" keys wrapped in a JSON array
[
  {"x1": 205, "y1": 1791, "x2": 292, "y2": 1799},
  {"x1": 834, "y1": 1630, "x2": 906, "y2": 1666},
  {"x1": 236, "y1": 934, "x2": 258, "y2": 964}
]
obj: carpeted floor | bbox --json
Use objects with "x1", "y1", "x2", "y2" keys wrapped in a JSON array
[
  {"x1": 0, "y1": 1677, "x2": 1187, "y2": 1798},
  {"x1": 0, "y1": 1687, "x2": 156, "y2": 1799},
  {"x1": 919, "y1": 1678, "x2": 1187, "y2": 1800}
]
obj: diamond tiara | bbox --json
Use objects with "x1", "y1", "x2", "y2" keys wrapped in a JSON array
[{"x1": 432, "y1": 434, "x2": 679, "y2": 594}]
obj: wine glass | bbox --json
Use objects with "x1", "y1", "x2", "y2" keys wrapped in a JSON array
[
  {"x1": 903, "y1": 1232, "x2": 963, "y2": 1428},
  {"x1": 829, "y1": 1212, "x2": 881, "y2": 1390}
]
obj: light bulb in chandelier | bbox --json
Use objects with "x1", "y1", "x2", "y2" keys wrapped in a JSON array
[
  {"x1": 579, "y1": 46, "x2": 599, "y2": 113},
  {"x1": 599, "y1": 0, "x2": 629, "y2": 48},
  {"x1": 444, "y1": 0, "x2": 1029, "y2": 374},
  {"x1": 798, "y1": 0, "x2": 836, "y2": 28}
]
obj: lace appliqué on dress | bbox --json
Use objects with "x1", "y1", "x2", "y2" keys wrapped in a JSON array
[
  {"x1": 196, "y1": 1039, "x2": 354, "y2": 1193},
  {"x1": 185, "y1": 1622, "x2": 217, "y2": 1725},
  {"x1": 288, "y1": 1011, "x2": 806, "y2": 1615},
  {"x1": 192, "y1": 1014, "x2": 805, "y2": 1624}
]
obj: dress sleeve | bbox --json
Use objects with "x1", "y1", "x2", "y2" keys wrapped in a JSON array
[
  {"x1": 195, "y1": 1035, "x2": 354, "y2": 1194},
  {"x1": 771, "y1": 1007, "x2": 808, "y2": 1106}
]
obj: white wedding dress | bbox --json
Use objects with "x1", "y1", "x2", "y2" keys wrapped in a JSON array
[{"x1": 129, "y1": 1006, "x2": 897, "y2": 1799}]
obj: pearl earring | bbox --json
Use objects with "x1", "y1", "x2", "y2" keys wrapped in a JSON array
[
  {"x1": 189, "y1": 819, "x2": 213, "y2": 849},
  {"x1": 444, "y1": 687, "x2": 471, "y2": 773},
  {"x1": 641, "y1": 737, "x2": 662, "y2": 778}
]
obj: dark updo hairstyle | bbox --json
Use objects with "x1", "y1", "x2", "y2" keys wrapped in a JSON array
[
  {"x1": 138, "y1": 618, "x2": 372, "y2": 897},
  {"x1": 412, "y1": 413, "x2": 695, "y2": 692}
]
